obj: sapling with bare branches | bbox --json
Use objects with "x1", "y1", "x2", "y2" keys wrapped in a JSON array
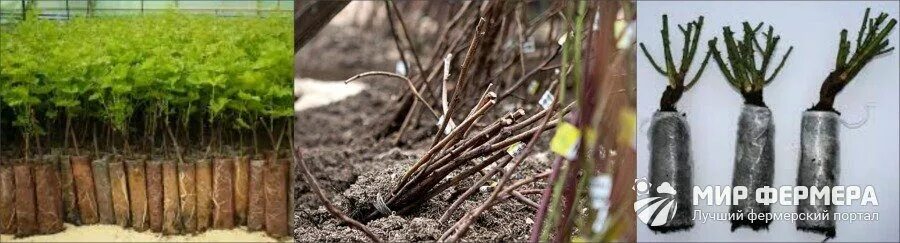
[
  {"x1": 638, "y1": 15, "x2": 711, "y2": 232},
  {"x1": 708, "y1": 21, "x2": 793, "y2": 231},
  {"x1": 797, "y1": 8, "x2": 896, "y2": 238},
  {"x1": 297, "y1": 1, "x2": 583, "y2": 241}
]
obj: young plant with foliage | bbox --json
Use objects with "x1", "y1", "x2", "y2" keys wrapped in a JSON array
[
  {"x1": 796, "y1": 8, "x2": 895, "y2": 238},
  {"x1": 639, "y1": 15, "x2": 712, "y2": 111},
  {"x1": 0, "y1": 12, "x2": 293, "y2": 160},
  {"x1": 708, "y1": 22, "x2": 793, "y2": 107},
  {"x1": 810, "y1": 8, "x2": 896, "y2": 112},
  {"x1": 708, "y1": 21, "x2": 792, "y2": 231}
]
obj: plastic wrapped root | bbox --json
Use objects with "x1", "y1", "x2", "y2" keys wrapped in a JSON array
[
  {"x1": 92, "y1": 157, "x2": 115, "y2": 224},
  {"x1": 178, "y1": 162, "x2": 197, "y2": 233},
  {"x1": 127, "y1": 159, "x2": 149, "y2": 231},
  {"x1": 34, "y1": 161, "x2": 65, "y2": 234},
  {"x1": 162, "y1": 160, "x2": 181, "y2": 234},
  {"x1": 648, "y1": 111, "x2": 693, "y2": 232},
  {"x1": 108, "y1": 159, "x2": 131, "y2": 227},
  {"x1": 212, "y1": 157, "x2": 234, "y2": 229},
  {"x1": 246, "y1": 159, "x2": 266, "y2": 231},
  {"x1": 796, "y1": 111, "x2": 840, "y2": 238},
  {"x1": 1, "y1": 163, "x2": 16, "y2": 234},
  {"x1": 730, "y1": 105, "x2": 775, "y2": 230},
  {"x1": 14, "y1": 163, "x2": 37, "y2": 236},
  {"x1": 71, "y1": 155, "x2": 99, "y2": 224},
  {"x1": 195, "y1": 159, "x2": 213, "y2": 232},
  {"x1": 146, "y1": 160, "x2": 164, "y2": 232}
]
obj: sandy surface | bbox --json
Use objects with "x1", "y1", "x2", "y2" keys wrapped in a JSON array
[
  {"x1": 0, "y1": 224, "x2": 289, "y2": 242},
  {"x1": 295, "y1": 78, "x2": 366, "y2": 112}
]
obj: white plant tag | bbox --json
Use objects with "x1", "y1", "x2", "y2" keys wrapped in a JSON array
[
  {"x1": 522, "y1": 37, "x2": 535, "y2": 53},
  {"x1": 590, "y1": 174, "x2": 612, "y2": 232},
  {"x1": 436, "y1": 115, "x2": 457, "y2": 135},
  {"x1": 395, "y1": 61, "x2": 407, "y2": 76},
  {"x1": 506, "y1": 142, "x2": 525, "y2": 157},
  {"x1": 589, "y1": 174, "x2": 612, "y2": 207},
  {"x1": 593, "y1": 206, "x2": 610, "y2": 232},
  {"x1": 443, "y1": 54, "x2": 453, "y2": 81},
  {"x1": 566, "y1": 143, "x2": 579, "y2": 160},
  {"x1": 538, "y1": 90, "x2": 554, "y2": 110}
]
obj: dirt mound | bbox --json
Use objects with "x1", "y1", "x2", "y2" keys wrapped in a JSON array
[{"x1": 293, "y1": 81, "x2": 547, "y2": 242}]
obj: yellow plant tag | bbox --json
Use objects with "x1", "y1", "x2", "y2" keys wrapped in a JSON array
[
  {"x1": 550, "y1": 122, "x2": 581, "y2": 160},
  {"x1": 584, "y1": 127, "x2": 597, "y2": 148},
  {"x1": 618, "y1": 108, "x2": 636, "y2": 146},
  {"x1": 506, "y1": 142, "x2": 525, "y2": 157}
]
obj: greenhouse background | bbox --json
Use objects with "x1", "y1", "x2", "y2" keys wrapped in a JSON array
[{"x1": 0, "y1": 0, "x2": 293, "y2": 23}]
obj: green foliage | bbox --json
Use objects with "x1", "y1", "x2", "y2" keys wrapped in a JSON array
[
  {"x1": 833, "y1": 8, "x2": 896, "y2": 83},
  {"x1": 708, "y1": 22, "x2": 793, "y2": 93},
  {"x1": 639, "y1": 15, "x2": 712, "y2": 90},
  {"x1": 0, "y1": 12, "x2": 292, "y2": 138}
]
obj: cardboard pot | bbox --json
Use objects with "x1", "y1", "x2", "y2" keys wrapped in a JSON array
[
  {"x1": 0, "y1": 163, "x2": 17, "y2": 234},
  {"x1": 92, "y1": 157, "x2": 115, "y2": 224},
  {"x1": 162, "y1": 160, "x2": 181, "y2": 234},
  {"x1": 108, "y1": 159, "x2": 130, "y2": 227},
  {"x1": 233, "y1": 156, "x2": 250, "y2": 226},
  {"x1": 146, "y1": 160, "x2": 164, "y2": 232},
  {"x1": 71, "y1": 155, "x2": 99, "y2": 224},
  {"x1": 246, "y1": 159, "x2": 266, "y2": 231},
  {"x1": 34, "y1": 161, "x2": 65, "y2": 234},
  {"x1": 126, "y1": 159, "x2": 148, "y2": 231},
  {"x1": 14, "y1": 163, "x2": 36, "y2": 236},
  {"x1": 57, "y1": 155, "x2": 80, "y2": 225},
  {"x1": 264, "y1": 157, "x2": 289, "y2": 238},
  {"x1": 195, "y1": 159, "x2": 213, "y2": 232},
  {"x1": 178, "y1": 162, "x2": 197, "y2": 233},
  {"x1": 212, "y1": 157, "x2": 234, "y2": 229}
]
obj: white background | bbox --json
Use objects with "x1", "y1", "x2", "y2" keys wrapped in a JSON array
[{"x1": 636, "y1": 1, "x2": 899, "y2": 242}]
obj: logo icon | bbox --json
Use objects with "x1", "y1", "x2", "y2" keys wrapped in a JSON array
[{"x1": 633, "y1": 177, "x2": 678, "y2": 226}]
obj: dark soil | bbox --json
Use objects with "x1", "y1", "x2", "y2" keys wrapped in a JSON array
[
  {"x1": 293, "y1": 80, "x2": 551, "y2": 242},
  {"x1": 295, "y1": 24, "x2": 398, "y2": 81}
]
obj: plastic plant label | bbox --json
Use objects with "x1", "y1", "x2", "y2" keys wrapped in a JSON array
[
  {"x1": 590, "y1": 174, "x2": 612, "y2": 232},
  {"x1": 538, "y1": 90, "x2": 554, "y2": 110},
  {"x1": 522, "y1": 37, "x2": 535, "y2": 53},
  {"x1": 506, "y1": 142, "x2": 525, "y2": 157},
  {"x1": 436, "y1": 115, "x2": 457, "y2": 135},
  {"x1": 443, "y1": 54, "x2": 453, "y2": 81},
  {"x1": 550, "y1": 121, "x2": 580, "y2": 160},
  {"x1": 527, "y1": 80, "x2": 540, "y2": 95},
  {"x1": 396, "y1": 61, "x2": 407, "y2": 76},
  {"x1": 589, "y1": 174, "x2": 612, "y2": 208}
]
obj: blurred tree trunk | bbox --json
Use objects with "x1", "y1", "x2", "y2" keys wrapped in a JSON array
[{"x1": 295, "y1": 0, "x2": 350, "y2": 52}]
